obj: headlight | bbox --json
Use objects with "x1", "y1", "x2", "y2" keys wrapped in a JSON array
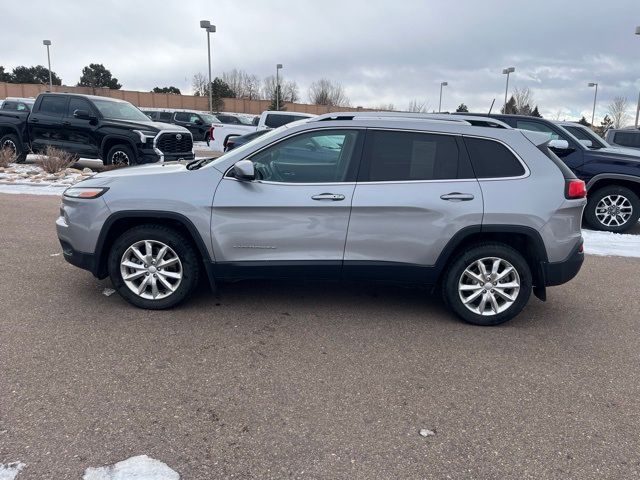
[
  {"x1": 133, "y1": 130, "x2": 158, "y2": 143},
  {"x1": 63, "y1": 187, "x2": 109, "y2": 199}
]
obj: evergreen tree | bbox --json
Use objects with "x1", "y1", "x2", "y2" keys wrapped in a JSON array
[
  {"x1": 152, "y1": 86, "x2": 181, "y2": 94},
  {"x1": 78, "y1": 64, "x2": 121, "y2": 89},
  {"x1": 578, "y1": 116, "x2": 591, "y2": 127},
  {"x1": 501, "y1": 96, "x2": 517, "y2": 114},
  {"x1": 530, "y1": 106, "x2": 542, "y2": 118},
  {"x1": 9, "y1": 65, "x2": 61, "y2": 85},
  {"x1": 268, "y1": 84, "x2": 286, "y2": 111},
  {"x1": 209, "y1": 77, "x2": 235, "y2": 112},
  {"x1": 456, "y1": 103, "x2": 469, "y2": 112},
  {"x1": 0, "y1": 66, "x2": 12, "y2": 82}
]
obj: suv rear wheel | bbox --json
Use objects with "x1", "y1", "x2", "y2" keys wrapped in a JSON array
[
  {"x1": 0, "y1": 133, "x2": 27, "y2": 163},
  {"x1": 108, "y1": 225, "x2": 200, "y2": 309},
  {"x1": 584, "y1": 185, "x2": 639, "y2": 233},
  {"x1": 442, "y1": 243, "x2": 532, "y2": 326}
]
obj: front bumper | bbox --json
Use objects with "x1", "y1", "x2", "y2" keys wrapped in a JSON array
[
  {"x1": 59, "y1": 238, "x2": 100, "y2": 276},
  {"x1": 541, "y1": 241, "x2": 584, "y2": 286}
]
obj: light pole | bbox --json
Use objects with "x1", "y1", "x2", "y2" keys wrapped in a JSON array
[
  {"x1": 276, "y1": 64, "x2": 283, "y2": 111},
  {"x1": 42, "y1": 40, "x2": 52, "y2": 89},
  {"x1": 635, "y1": 26, "x2": 640, "y2": 128},
  {"x1": 200, "y1": 20, "x2": 216, "y2": 113},
  {"x1": 502, "y1": 67, "x2": 515, "y2": 112},
  {"x1": 588, "y1": 82, "x2": 598, "y2": 127},
  {"x1": 438, "y1": 81, "x2": 448, "y2": 113}
]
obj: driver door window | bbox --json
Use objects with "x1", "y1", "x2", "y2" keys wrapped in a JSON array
[{"x1": 248, "y1": 129, "x2": 362, "y2": 183}]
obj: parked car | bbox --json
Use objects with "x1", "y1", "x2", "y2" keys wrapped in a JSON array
[
  {"x1": 1, "y1": 97, "x2": 35, "y2": 112},
  {"x1": 208, "y1": 110, "x2": 316, "y2": 152},
  {"x1": 605, "y1": 127, "x2": 640, "y2": 151},
  {"x1": 0, "y1": 93, "x2": 194, "y2": 165},
  {"x1": 224, "y1": 129, "x2": 271, "y2": 151},
  {"x1": 56, "y1": 112, "x2": 586, "y2": 326},
  {"x1": 458, "y1": 114, "x2": 640, "y2": 233}
]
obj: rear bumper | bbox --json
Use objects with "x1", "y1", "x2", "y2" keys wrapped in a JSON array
[{"x1": 541, "y1": 241, "x2": 584, "y2": 286}]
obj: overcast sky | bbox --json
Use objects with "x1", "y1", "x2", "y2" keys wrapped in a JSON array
[{"x1": 2, "y1": 0, "x2": 639, "y2": 123}]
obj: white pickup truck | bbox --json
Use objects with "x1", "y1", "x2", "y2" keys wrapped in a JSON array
[{"x1": 209, "y1": 110, "x2": 316, "y2": 152}]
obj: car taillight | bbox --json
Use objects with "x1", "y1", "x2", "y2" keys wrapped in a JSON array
[
  {"x1": 565, "y1": 179, "x2": 586, "y2": 199},
  {"x1": 210, "y1": 127, "x2": 215, "y2": 141}
]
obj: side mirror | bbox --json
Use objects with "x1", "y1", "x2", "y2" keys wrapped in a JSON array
[
  {"x1": 232, "y1": 160, "x2": 255, "y2": 181},
  {"x1": 548, "y1": 139, "x2": 569, "y2": 150},
  {"x1": 578, "y1": 139, "x2": 593, "y2": 148},
  {"x1": 73, "y1": 109, "x2": 92, "y2": 120}
]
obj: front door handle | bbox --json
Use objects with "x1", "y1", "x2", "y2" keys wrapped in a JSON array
[
  {"x1": 30, "y1": 118, "x2": 39, "y2": 123},
  {"x1": 312, "y1": 193, "x2": 345, "y2": 201},
  {"x1": 440, "y1": 192, "x2": 475, "y2": 201},
  {"x1": 62, "y1": 121, "x2": 71, "y2": 126}
]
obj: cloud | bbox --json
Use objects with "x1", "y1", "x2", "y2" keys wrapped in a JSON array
[{"x1": 1, "y1": 0, "x2": 638, "y2": 123}]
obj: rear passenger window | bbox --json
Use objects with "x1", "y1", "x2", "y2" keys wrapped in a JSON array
[
  {"x1": 361, "y1": 130, "x2": 471, "y2": 181},
  {"x1": 464, "y1": 137, "x2": 525, "y2": 178},
  {"x1": 159, "y1": 112, "x2": 172, "y2": 122},
  {"x1": 264, "y1": 114, "x2": 302, "y2": 128},
  {"x1": 613, "y1": 132, "x2": 640, "y2": 148},
  {"x1": 39, "y1": 96, "x2": 67, "y2": 115}
]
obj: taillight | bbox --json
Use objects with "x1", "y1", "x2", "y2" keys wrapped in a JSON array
[
  {"x1": 565, "y1": 179, "x2": 586, "y2": 199},
  {"x1": 210, "y1": 127, "x2": 215, "y2": 141}
]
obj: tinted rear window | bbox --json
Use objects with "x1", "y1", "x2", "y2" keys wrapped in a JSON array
[
  {"x1": 264, "y1": 114, "x2": 307, "y2": 128},
  {"x1": 361, "y1": 130, "x2": 473, "y2": 182},
  {"x1": 613, "y1": 132, "x2": 640, "y2": 148},
  {"x1": 464, "y1": 137, "x2": 525, "y2": 178},
  {"x1": 38, "y1": 96, "x2": 67, "y2": 115}
]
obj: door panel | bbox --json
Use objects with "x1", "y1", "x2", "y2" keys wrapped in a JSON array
[
  {"x1": 28, "y1": 95, "x2": 68, "y2": 152},
  {"x1": 210, "y1": 128, "x2": 364, "y2": 279},
  {"x1": 61, "y1": 97, "x2": 100, "y2": 158},
  {"x1": 343, "y1": 129, "x2": 483, "y2": 282}
]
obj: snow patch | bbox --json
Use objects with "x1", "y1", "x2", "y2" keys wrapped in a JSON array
[
  {"x1": 83, "y1": 455, "x2": 179, "y2": 480},
  {"x1": 583, "y1": 229, "x2": 640, "y2": 258},
  {"x1": 0, "y1": 184, "x2": 64, "y2": 196},
  {"x1": 0, "y1": 462, "x2": 25, "y2": 480}
]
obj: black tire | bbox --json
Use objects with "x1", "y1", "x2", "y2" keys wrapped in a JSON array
[
  {"x1": 442, "y1": 243, "x2": 532, "y2": 326},
  {"x1": 584, "y1": 185, "x2": 640, "y2": 233},
  {"x1": 0, "y1": 133, "x2": 27, "y2": 163},
  {"x1": 108, "y1": 224, "x2": 200, "y2": 309},
  {"x1": 106, "y1": 144, "x2": 136, "y2": 167}
]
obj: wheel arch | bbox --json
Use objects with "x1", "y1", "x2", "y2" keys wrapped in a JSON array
[
  {"x1": 101, "y1": 135, "x2": 137, "y2": 162},
  {"x1": 94, "y1": 211, "x2": 214, "y2": 288},
  {"x1": 586, "y1": 174, "x2": 640, "y2": 199},
  {"x1": 434, "y1": 225, "x2": 548, "y2": 288}
]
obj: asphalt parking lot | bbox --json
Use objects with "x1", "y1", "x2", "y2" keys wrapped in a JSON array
[{"x1": 1, "y1": 193, "x2": 640, "y2": 479}]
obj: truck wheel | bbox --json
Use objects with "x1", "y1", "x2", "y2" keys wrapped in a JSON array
[
  {"x1": 106, "y1": 144, "x2": 136, "y2": 166},
  {"x1": 442, "y1": 243, "x2": 532, "y2": 326},
  {"x1": 0, "y1": 133, "x2": 27, "y2": 163},
  {"x1": 108, "y1": 224, "x2": 200, "y2": 309},
  {"x1": 584, "y1": 186, "x2": 640, "y2": 233}
]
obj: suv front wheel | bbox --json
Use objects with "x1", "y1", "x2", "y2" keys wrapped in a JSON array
[
  {"x1": 108, "y1": 225, "x2": 200, "y2": 309},
  {"x1": 442, "y1": 243, "x2": 532, "y2": 326},
  {"x1": 584, "y1": 185, "x2": 639, "y2": 233}
]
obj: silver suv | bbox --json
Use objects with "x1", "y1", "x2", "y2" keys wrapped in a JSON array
[{"x1": 56, "y1": 112, "x2": 587, "y2": 326}]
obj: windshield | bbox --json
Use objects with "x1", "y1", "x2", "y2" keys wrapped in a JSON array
[
  {"x1": 239, "y1": 116, "x2": 256, "y2": 125},
  {"x1": 562, "y1": 125, "x2": 608, "y2": 149},
  {"x1": 93, "y1": 99, "x2": 151, "y2": 122},
  {"x1": 200, "y1": 113, "x2": 217, "y2": 124}
]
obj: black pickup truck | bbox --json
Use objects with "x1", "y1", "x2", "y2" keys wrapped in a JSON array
[{"x1": 0, "y1": 93, "x2": 195, "y2": 166}]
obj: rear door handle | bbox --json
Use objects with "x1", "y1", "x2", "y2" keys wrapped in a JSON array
[
  {"x1": 30, "y1": 118, "x2": 39, "y2": 123},
  {"x1": 312, "y1": 193, "x2": 345, "y2": 201},
  {"x1": 62, "y1": 121, "x2": 71, "y2": 126},
  {"x1": 440, "y1": 192, "x2": 475, "y2": 201}
]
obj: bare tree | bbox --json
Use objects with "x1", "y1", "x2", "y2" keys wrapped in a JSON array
[
  {"x1": 261, "y1": 75, "x2": 277, "y2": 101},
  {"x1": 222, "y1": 69, "x2": 245, "y2": 97},
  {"x1": 282, "y1": 80, "x2": 299, "y2": 103},
  {"x1": 407, "y1": 99, "x2": 428, "y2": 113},
  {"x1": 245, "y1": 74, "x2": 261, "y2": 100},
  {"x1": 192, "y1": 72, "x2": 207, "y2": 96},
  {"x1": 513, "y1": 87, "x2": 534, "y2": 115},
  {"x1": 372, "y1": 103, "x2": 396, "y2": 111},
  {"x1": 608, "y1": 96, "x2": 629, "y2": 129},
  {"x1": 308, "y1": 79, "x2": 350, "y2": 107}
]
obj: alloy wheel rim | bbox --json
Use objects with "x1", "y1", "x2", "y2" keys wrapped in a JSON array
[
  {"x1": 120, "y1": 240, "x2": 183, "y2": 300},
  {"x1": 1, "y1": 139, "x2": 17, "y2": 158},
  {"x1": 595, "y1": 195, "x2": 633, "y2": 227},
  {"x1": 458, "y1": 257, "x2": 521, "y2": 316},
  {"x1": 112, "y1": 151, "x2": 130, "y2": 166}
]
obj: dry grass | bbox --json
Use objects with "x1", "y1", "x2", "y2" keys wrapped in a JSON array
[
  {"x1": 100, "y1": 163, "x2": 126, "y2": 172},
  {"x1": 37, "y1": 146, "x2": 77, "y2": 173},
  {"x1": 0, "y1": 147, "x2": 15, "y2": 168}
]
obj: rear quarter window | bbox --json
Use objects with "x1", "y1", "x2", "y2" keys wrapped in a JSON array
[
  {"x1": 463, "y1": 137, "x2": 526, "y2": 178},
  {"x1": 614, "y1": 132, "x2": 640, "y2": 148}
]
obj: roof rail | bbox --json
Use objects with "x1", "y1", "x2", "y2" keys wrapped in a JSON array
[{"x1": 312, "y1": 111, "x2": 472, "y2": 125}]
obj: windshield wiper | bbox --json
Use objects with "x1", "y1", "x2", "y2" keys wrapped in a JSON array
[{"x1": 186, "y1": 157, "x2": 215, "y2": 170}]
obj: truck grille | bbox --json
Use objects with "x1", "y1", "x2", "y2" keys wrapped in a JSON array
[{"x1": 156, "y1": 132, "x2": 193, "y2": 153}]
